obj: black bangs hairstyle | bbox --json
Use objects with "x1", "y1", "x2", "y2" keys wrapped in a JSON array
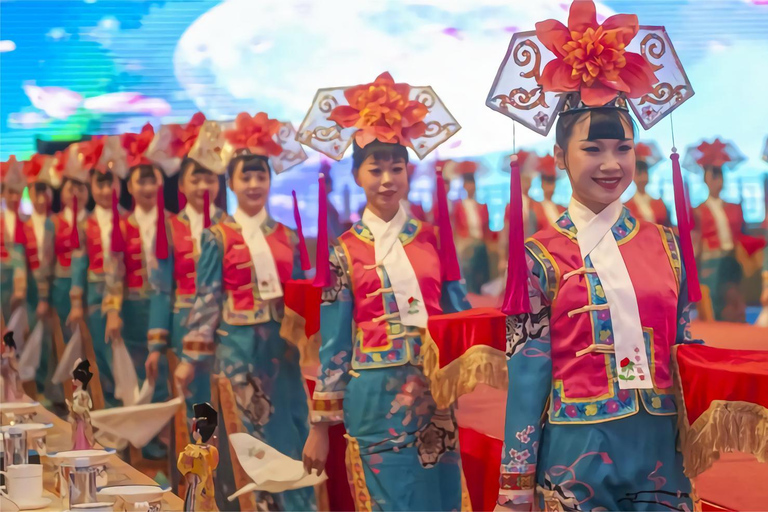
[
  {"x1": 193, "y1": 402, "x2": 218, "y2": 443},
  {"x1": 705, "y1": 165, "x2": 724, "y2": 179},
  {"x1": 90, "y1": 169, "x2": 115, "y2": 185},
  {"x1": 129, "y1": 164, "x2": 158, "y2": 182},
  {"x1": 636, "y1": 160, "x2": 649, "y2": 174},
  {"x1": 62, "y1": 176, "x2": 88, "y2": 189},
  {"x1": 351, "y1": 140, "x2": 409, "y2": 171},
  {"x1": 180, "y1": 157, "x2": 215, "y2": 181},
  {"x1": 73, "y1": 360, "x2": 93, "y2": 390},
  {"x1": 33, "y1": 182, "x2": 49, "y2": 193},
  {"x1": 227, "y1": 152, "x2": 270, "y2": 181},
  {"x1": 555, "y1": 107, "x2": 636, "y2": 149}
]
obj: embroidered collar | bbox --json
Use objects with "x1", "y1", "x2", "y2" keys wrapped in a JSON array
[
  {"x1": 554, "y1": 205, "x2": 638, "y2": 243},
  {"x1": 352, "y1": 216, "x2": 421, "y2": 245}
]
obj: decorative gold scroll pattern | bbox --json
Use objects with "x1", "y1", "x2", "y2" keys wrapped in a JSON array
[{"x1": 641, "y1": 33, "x2": 666, "y2": 73}]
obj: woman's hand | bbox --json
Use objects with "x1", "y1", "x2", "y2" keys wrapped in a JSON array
[
  {"x1": 302, "y1": 423, "x2": 330, "y2": 476},
  {"x1": 105, "y1": 311, "x2": 122, "y2": 344},
  {"x1": 174, "y1": 361, "x2": 195, "y2": 397},
  {"x1": 67, "y1": 305, "x2": 84, "y2": 328}
]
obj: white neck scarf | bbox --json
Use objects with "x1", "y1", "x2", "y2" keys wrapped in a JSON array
[
  {"x1": 31, "y1": 211, "x2": 46, "y2": 261},
  {"x1": 63, "y1": 206, "x2": 86, "y2": 225},
  {"x1": 462, "y1": 198, "x2": 483, "y2": 239},
  {"x1": 632, "y1": 192, "x2": 655, "y2": 223},
  {"x1": 94, "y1": 205, "x2": 112, "y2": 256},
  {"x1": 184, "y1": 204, "x2": 216, "y2": 253},
  {"x1": 3, "y1": 210, "x2": 16, "y2": 242},
  {"x1": 233, "y1": 208, "x2": 282, "y2": 300},
  {"x1": 134, "y1": 206, "x2": 158, "y2": 268},
  {"x1": 705, "y1": 197, "x2": 734, "y2": 251},
  {"x1": 363, "y1": 206, "x2": 427, "y2": 328},
  {"x1": 569, "y1": 198, "x2": 652, "y2": 390}
]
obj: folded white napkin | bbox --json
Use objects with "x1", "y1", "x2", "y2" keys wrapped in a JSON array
[
  {"x1": 52, "y1": 326, "x2": 83, "y2": 384},
  {"x1": 18, "y1": 321, "x2": 44, "y2": 382},
  {"x1": 111, "y1": 341, "x2": 155, "y2": 406},
  {"x1": 227, "y1": 433, "x2": 327, "y2": 501},
  {"x1": 6, "y1": 307, "x2": 28, "y2": 352},
  {"x1": 91, "y1": 396, "x2": 182, "y2": 449}
]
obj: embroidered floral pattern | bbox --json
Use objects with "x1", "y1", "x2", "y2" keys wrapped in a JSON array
[
  {"x1": 234, "y1": 374, "x2": 273, "y2": 428},
  {"x1": 515, "y1": 425, "x2": 535, "y2": 444}
]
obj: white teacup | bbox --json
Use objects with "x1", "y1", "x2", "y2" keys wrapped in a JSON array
[{"x1": 0, "y1": 463, "x2": 43, "y2": 503}]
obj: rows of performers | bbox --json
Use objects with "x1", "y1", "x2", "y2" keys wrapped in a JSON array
[
  {"x1": 1, "y1": 112, "x2": 766, "y2": 512},
  {"x1": 1, "y1": 4, "x2": 767, "y2": 509}
]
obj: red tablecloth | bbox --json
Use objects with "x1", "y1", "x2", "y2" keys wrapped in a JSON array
[
  {"x1": 675, "y1": 344, "x2": 768, "y2": 477},
  {"x1": 422, "y1": 308, "x2": 509, "y2": 409},
  {"x1": 282, "y1": 279, "x2": 323, "y2": 367}
]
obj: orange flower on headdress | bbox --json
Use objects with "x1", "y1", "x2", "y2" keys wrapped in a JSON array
[
  {"x1": 54, "y1": 149, "x2": 68, "y2": 174},
  {"x1": 224, "y1": 112, "x2": 283, "y2": 156},
  {"x1": 122, "y1": 123, "x2": 155, "y2": 167},
  {"x1": 329, "y1": 72, "x2": 429, "y2": 149},
  {"x1": 695, "y1": 139, "x2": 731, "y2": 168},
  {"x1": 79, "y1": 138, "x2": 106, "y2": 171},
  {"x1": 635, "y1": 142, "x2": 653, "y2": 160},
  {"x1": 23, "y1": 154, "x2": 48, "y2": 182},
  {"x1": 535, "y1": 0, "x2": 657, "y2": 107},
  {"x1": 537, "y1": 154, "x2": 557, "y2": 178}
]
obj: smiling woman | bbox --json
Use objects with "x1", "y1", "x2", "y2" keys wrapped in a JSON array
[{"x1": 554, "y1": 107, "x2": 637, "y2": 214}]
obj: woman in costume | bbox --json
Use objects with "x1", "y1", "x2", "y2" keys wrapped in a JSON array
[
  {"x1": 624, "y1": 142, "x2": 669, "y2": 226},
  {"x1": 299, "y1": 72, "x2": 471, "y2": 511},
  {"x1": 0, "y1": 156, "x2": 28, "y2": 326},
  {"x1": 102, "y1": 130, "x2": 170, "y2": 457},
  {"x1": 687, "y1": 138, "x2": 747, "y2": 322},
  {"x1": 146, "y1": 116, "x2": 226, "y2": 418},
  {"x1": 20, "y1": 154, "x2": 57, "y2": 398},
  {"x1": 68, "y1": 135, "x2": 129, "y2": 408},
  {"x1": 178, "y1": 402, "x2": 219, "y2": 512},
  {"x1": 69, "y1": 359, "x2": 95, "y2": 450},
  {"x1": 487, "y1": 2, "x2": 699, "y2": 509},
  {"x1": 52, "y1": 144, "x2": 91, "y2": 341},
  {"x1": 451, "y1": 162, "x2": 495, "y2": 294},
  {"x1": 174, "y1": 111, "x2": 314, "y2": 511},
  {"x1": 529, "y1": 154, "x2": 566, "y2": 231}
]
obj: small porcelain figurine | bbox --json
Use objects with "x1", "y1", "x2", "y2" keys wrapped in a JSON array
[
  {"x1": 1, "y1": 332, "x2": 24, "y2": 402},
  {"x1": 68, "y1": 359, "x2": 95, "y2": 450},
  {"x1": 178, "y1": 402, "x2": 219, "y2": 512}
]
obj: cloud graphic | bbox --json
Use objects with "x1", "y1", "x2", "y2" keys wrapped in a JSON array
[{"x1": 173, "y1": 0, "x2": 617, "y2": 158}]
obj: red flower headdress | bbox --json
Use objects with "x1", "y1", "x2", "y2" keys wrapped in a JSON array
[
  {"x1": 536, "y1": 154, "x2": 559, "y2": 180},
  {"x1": 328, "y1": 72, "x2": 428, "y2": 149},
  {"x1": 221, "y1": 112, "x2": 307, "y2": 174},
  {"x1": 0, "y1": 156, "x2": 25, "y2": 192},
  {"x1": 146, "y1": 113, "x2": 220, "y2": 177},
  {"x1": 298, "y1": 72, "x2": 460, "y2": 161},
  {"x1": 487, "y1": 0, "x2": 698, "y2": 313},
  {"x1": 683, "y1": 138, "x2": 745, "y2": 173},
  {"x1": 121, "y1": 123, "x2": 156, "y2": 169},
  {"x1": 487, "y1": 0, "x2": 693, "y2": 135},
  {"x1": 634, "y1": 141, "x2": 663, "y2": 168},
  {"x1": 23, "y1": 153, "x2": 58, "y2": 187},
  {"x1": 62, "y1": 139, "x2": 103, "y2": 184}
]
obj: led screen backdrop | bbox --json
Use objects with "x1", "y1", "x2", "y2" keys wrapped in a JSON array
[{"x1": 2, "y1": 0, "x2": 767, "y2": 232}]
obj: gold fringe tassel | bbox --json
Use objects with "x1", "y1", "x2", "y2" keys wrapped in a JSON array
[{"x1": 420, "y1": 328, "x2": 508, "y2": 410}]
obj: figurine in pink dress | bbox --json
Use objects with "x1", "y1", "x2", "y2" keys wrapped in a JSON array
[
  {"x1": 1, "y1": 332, "x2": 24, "y2": 402},
  {"x1": 68, "y1": 359, "x2": 95, "y2": 450}
]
